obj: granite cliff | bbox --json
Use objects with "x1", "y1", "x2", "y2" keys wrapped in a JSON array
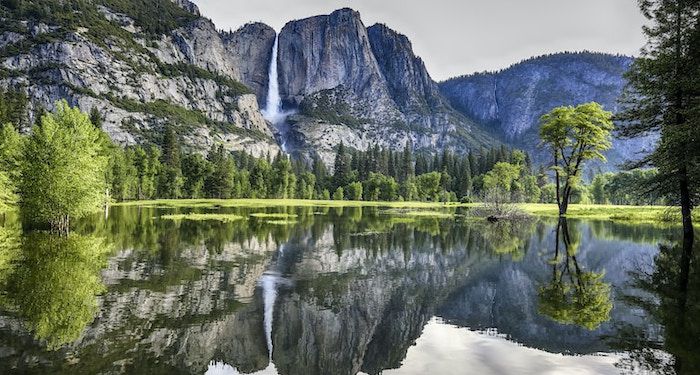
[{"x1": 440, "y1": 53, "x2": 657, "y2": 170}]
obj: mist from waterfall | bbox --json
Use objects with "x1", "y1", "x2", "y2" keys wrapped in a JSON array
[{"x1": 262, "y1": 34, "x2": 293, "y2": 153}]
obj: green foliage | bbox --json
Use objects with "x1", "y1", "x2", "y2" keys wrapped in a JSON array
[
  {"x1": 19, "y1": 101, "x2": 108, "y2": 230},
  {"x1": 97, "y1": 0, "x2": 198, "y2": 35},
  {"x1": 363, "y1": 173, "x2": 398, "y2": 201},
  {"x1": 0, "y1": 123, "x2": 24, "y2": 191},
  {"x1": 0, "y1": 88, "x2": 28, "y2": 128},
  {"x1": 617, "y1": 0, "x2": 700, "y2": 214},
  {"x1": 345, "y1": 182, "x2": 363, "y2": 201},
  {"x1": 538, "y1": 219, "x2": 612, "y2": 330},
  {"x1": 0, "y1": 171, "x2": 17, "y2": 212},
  {"x1": 332, "y1": 187, "x2": 344, "y2": 201},
  {"x1": 300, "y1": 89, "x2": 363, "y2": 127},
  {"x1": 540, "y1": 102, "x2": 614, "y2": 214}
]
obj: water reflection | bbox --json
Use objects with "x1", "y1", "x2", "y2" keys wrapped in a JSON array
[
  {"x1": 2, "y1": 232, "x2": 109, "y2": 349},
  {"x1": 614, "y1": 237, "x2": 699, "y2": 374},
  {"x1": 0, "y1": 205, "x2": 681, "y2": 374},
  {"x1": 538, "y1": 219, "x2": 613, "y2": 330}
]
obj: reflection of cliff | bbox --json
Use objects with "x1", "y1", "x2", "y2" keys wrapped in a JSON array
[
  {"x1": 270, "y1": 226, "x2": 483, "y2": 375},
  {"x1": 437, "y1": 221, "x2": 657, "y2": 354},
  {"x1": 0, "y1": 225, "x2": 279, "y2": 374},
  {"x1": 0, "y1": 209, "x2": 666, "y2": 375}
]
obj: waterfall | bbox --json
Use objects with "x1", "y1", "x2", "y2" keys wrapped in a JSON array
[
  {"x1": 262, "y1": 35, "x2": 283, "y2": 124},
  {"x1": 262, "y1": 34, "x2": 293, "y2": 153}
]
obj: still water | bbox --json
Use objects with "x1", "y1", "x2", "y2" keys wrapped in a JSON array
[{"x1": 0, "y1": 204, "x2": 697, "y2": 374}]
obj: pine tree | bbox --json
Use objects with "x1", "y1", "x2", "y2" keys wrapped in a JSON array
[
  {"x1": 617, "y1": 0, "x2": 699, "y2": 250},
  {"x1": 333, "y1": 142, "x2": 351, "y2": 189},
  {"x1": 401, "y1": 141, "x2": 414, "y2": 182},
  {"x1": 158, "y1": 126, "x2": 183, "y2": 199}
]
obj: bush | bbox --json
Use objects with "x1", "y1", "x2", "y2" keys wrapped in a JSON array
[{"x1": 332, "y1": 187, "x2": 344, "y2": 201}]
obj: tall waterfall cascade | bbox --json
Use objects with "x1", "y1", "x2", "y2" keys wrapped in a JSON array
[
  {"x1": 262, "y1": 34, "x2": 293, "y2": 154},
  {"x1": 262, "y1": 35, "x2": 284, "y2": 124}
]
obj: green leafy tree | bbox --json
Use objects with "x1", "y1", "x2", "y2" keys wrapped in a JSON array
[
  {"x1": 133, "y1": 146, "x2": 161, "y2": 200},
  {"x1": 0, "y1": 88, "x2": 28, "y2": 128},
  {"x1": 345, "y1": 182, "x2": 363, "y2": 201},
  {"x1": 540, "y1": 102, "x2": 614, "y2": 215},
  {"x1": 415, "y1": 172, "x2": 442, "y2": 201},
  {"x1": 332, "y1": 187, "x2": 344, "y2": 201},
  {"x1": 109, "y1": 148, "x2": 138, "y2": 201},
  {"x1": 0, "y1": 123, "x2": 24, "y2": 181},
  {"x1": 19, "y1": 101, "x2": 108, "y2": 231},
  {"x1": 271, "y1": 155, "x2": 295, "y2": 199}
]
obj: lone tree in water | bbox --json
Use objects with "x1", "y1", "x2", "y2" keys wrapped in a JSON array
[
  {"x1": 19, "y1": 101, "x2": 108, "y2": 231},
  {"x1": 539, "y1": 102, "x2": 613, "y2": 216},
  {"x1": 617, "y1": 0, "x2": 699, "y2": 252}
]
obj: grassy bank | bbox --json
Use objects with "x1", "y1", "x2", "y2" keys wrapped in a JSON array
[
  {"x1": 112, "y1": 199, "x2": 695, "y2": 225},
  {"x1": 516, "y1": 203, "x2": 698, "y2": 225}
]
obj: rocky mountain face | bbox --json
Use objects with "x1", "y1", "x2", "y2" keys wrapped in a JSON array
[
  {"x1": 1, "y1": 2, "x2": 649, "y2": 170},
  {"x1": 277, "y1": 8, "x2": 495, "y2": 164},
  {"x1": 439, "y1": 53, "x2": 657, "y2": 171},
  {"x1": 0, "y1": 0, "x2": 280, "y2": 158}
]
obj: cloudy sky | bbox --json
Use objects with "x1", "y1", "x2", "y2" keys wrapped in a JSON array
[{"x1": 192, "y1": 0, "x2": 646, "y2": 81}]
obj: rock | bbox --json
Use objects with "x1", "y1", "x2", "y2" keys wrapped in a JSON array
[
  {"x1": 1, "y1": 2, "x2": 281, "y2": 158},
  {"x1": 223, "y1": 23, "x2": 277, "y2": 103},
  {"x1": 277, "y1": 9, "x2": 497, "y2": 164},
  {"x1": 439, "y1": 52, "x2": 658, "y2": 170},
  {"x1": 170, "y1": 0, "x2": 201, "y2": 16}
]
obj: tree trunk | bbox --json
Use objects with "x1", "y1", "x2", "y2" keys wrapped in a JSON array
[
  {"x1": 559, "y1": 185, "x2": 570, "y2": 216},
  {"x1": 678, "y1": 167, "x2": 694, "y2": 308}
]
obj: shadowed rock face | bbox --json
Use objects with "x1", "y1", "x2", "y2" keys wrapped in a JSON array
[
  {"x1": 276, "y1": 9, "x2": 496, "y2": 165},
  {"x1": 367, "y1": 23, "x2": 451, "y2": 126},
  {"x1": 439, "y1": 53, "x2": 658, "y2": 170},
  {"x1": 224, "y1": 23, "x2": 277, "y2": 104},
  {"x1": 277, "y1": 8, "x2": 401, "y2": 122}
]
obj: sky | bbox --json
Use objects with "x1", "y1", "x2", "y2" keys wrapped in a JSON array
[{"x1": 192, "y1": 0, "x2": 646, "y2": 81}]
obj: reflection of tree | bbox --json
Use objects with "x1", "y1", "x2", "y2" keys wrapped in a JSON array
[
  {"x1": 479, "y1": 220, "x2": 537, "y2": 261},
  {"x1": 0, "y1": 222, "x2": 21, "y2": 304},
  {"x1": 614, "y1": 237, "x2": 699, "y2": 375},
  {"x1": 4, "y1": 233, "x2": 110, "y2": 349},
  {"x1": 538, "y1": 218, "x2": 612, "y2": 330}
]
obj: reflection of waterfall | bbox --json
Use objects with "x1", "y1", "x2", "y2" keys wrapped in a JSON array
[
  {"x1": 204, "y1": 244, "x2": 287, "y2": 375},
  {"x1": 261, "y1": 272, "x2": 279, "y2": 359},
  {"x1": 261, "y1": 34, "x2": 294, "y2": 153}
]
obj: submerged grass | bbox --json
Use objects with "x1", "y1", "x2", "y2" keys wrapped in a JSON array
[
  {"x1": 159, "y1": 213, "x2": 245, "y2": 223},
  {"x1": 265, "y1": 220, "x2": 298, "y2": 225},
  {"x1": 250, "y1": 213, "x2": 299, "y2": 219},
  {"x1": 115, "y1": 198, "x2": 462, "y2": 209},
  {"x1": 117, "y1": 199, "x2": 696, "y2": 225},
  {"x1": 388, "y1": 210, "x2": 456, "y2": 219}
]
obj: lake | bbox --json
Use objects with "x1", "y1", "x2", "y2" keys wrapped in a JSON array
[{"x1": 0, "y1": 204, "x2": 697, "y2": 374}]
